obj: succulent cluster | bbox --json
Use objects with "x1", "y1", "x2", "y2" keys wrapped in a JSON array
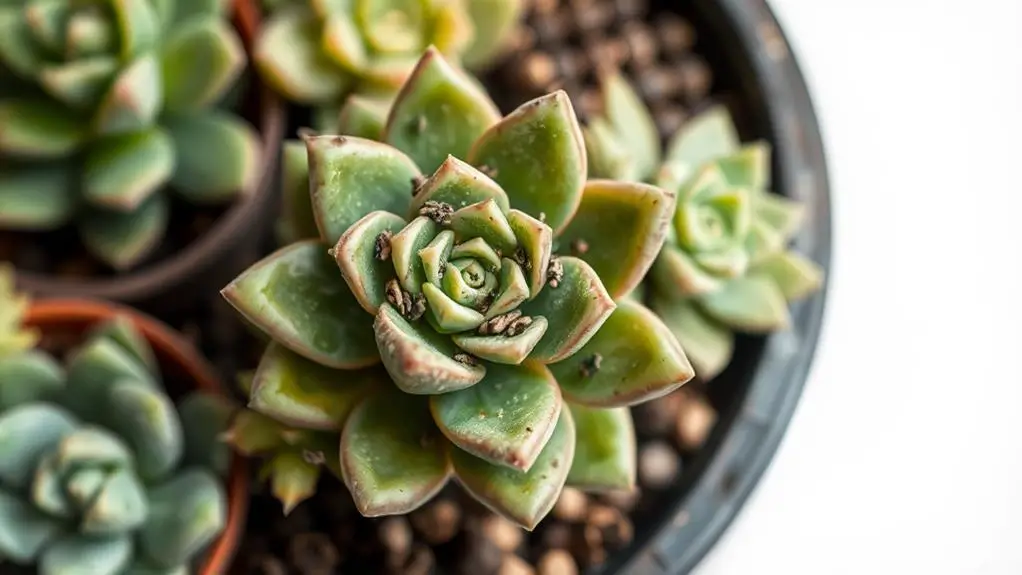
[
  {"x1": 585, "y1": 72, "x2": 824, "y2": 378},
  {"x1": 223, "y1": 49, "x2": 694, "y2": 529},
  {"x1": 0, "y1": 300, "x2": 230, "y2": 572},
  {"x1": 0, "y1": 0, "x2": 260, "y2": 270},
  {"x1": 254, "y1": 0, "x2": 523, "y2": 124}
]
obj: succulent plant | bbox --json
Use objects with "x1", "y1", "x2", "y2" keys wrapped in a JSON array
[
  {"x1": 254, "y1": 0, "x2": 523, "y2": 121},
  {"x1": 0, "y1": 0, "x2": 260, "y2": 270},
  {"x1": 585, "y1": 72, "x2": 825, "y2": 379},
  {"x1": 0, "y1": 314, "x2": 230, "y2": 573},
  {"x1": 223, "y1": 48, "x2": 694, "y2": 529},
  {"x1": 0, "y1": 264, "x2": 37, "y2": 357}
]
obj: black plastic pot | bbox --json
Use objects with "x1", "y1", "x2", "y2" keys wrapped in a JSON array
[{"x1": 599, "y1": 0, "x2": 832, "y2": 573}]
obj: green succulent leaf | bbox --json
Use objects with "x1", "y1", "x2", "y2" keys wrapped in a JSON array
[
  {"x1": 139, "y1": 469, "x2": 227, "y2": 569},
  {"x1": 93, "y1": 53, "x2": 163, "y2": 135},
  {"x1": 385, "y1": 46, "x2": 501, "y2": 174},
  {"x1": 265, "y1": 450, "x2": 320, "y2": 515},
  {"x1": 168, "y1": 0, "x2": 228, "y2": 24},
  {"x1": 699, "y1": 275, "x2": 791, "y2": 332},
  {"x1": 506, "y1": 209, "x2": 553, "y2": 298},
  {"x1": 462, "y1": 0, "x2": 523, "y2": 68},
  {"x1": 754, "y1": 190, "x2": 806, "y2": 243},
  {"x1": 566, "y1": 404, "x2": 635, "y2": 491},
  {"x1": 80, "y1": 193, "x2": 170, "y2": 271},
  {"x1": 391, "y1": 216, "x2": 440, "y2": 294},
  {"x1": 39, "y1": 57, "x2": 119, "y2": 110},
  {"x1": 0, "y1": 8, "x2": 47, "y2": 77},
  {"x1": 716, "y1": 142, "x2": 770, "y2": 189},
  {"x1": 665, "y1": 104, "x2": 741, "y2": 180},
  {"x1": 556, "y1": 180, "x2": 676, "y2": 300},
  {"x1": 374, "y1": 303, "x2": 486, "y2": 394},
  {"x1": 521, "y1": 257, "x2": 615, "y2": 363},
  {"x1": 81, "y1": 468, "x2": 149, "y2": 535},
  {"x1": 250, "y1": 343, "x2": 383, "y2": 430},
  {"x1": 594, "y1": 71, "x2": 661, "y2": 181},
  {"x1": 0, "y1": 163, "x2": 76, "y2": 230},
  {"x1": 114, "y1": 0, "x2": 161, "y2": 57},
  {"x1": 83, "y1": 128, "x2": 176, "y2": 212},
  {"x1": 468, "y1": 91, "x2": 586, "y2": 234},
  {"x1": 0, "y1": 98, "x2": 86, "y2": 158},
  {"x1": 450, "y1": 316, "x2": 548, "y2": 365},
  {"x1": 341, "y1": 392, "x2": 451, "y2": 516},
  {"x1": 409, "y1": 155, "x2": 510, "y2": 216},
  {"x1": 88, "y1": 316, "x2": 159, "y2": 375},
  {"x1": 31, "y1": 453, "x2": 72, "y2": 518},
  {"x1": 452, "y1": 237, "x2": 502, "y2": 272},
  {"x1": 422, "y1": 282, "x2": 486, "y2": 333},
  {"x1": 548, "y1": 300, "x2": 694, "y2": 407},
  {"x1": 750, "y1": 251, "x2": 824, "y2": 301},
  {"x1": 178, "y1": 392, "x2": 235, "y2": 477},
  {"x1": 584, "y1": 118, "x2": 636, "y2": 182},
  {"x1": 0, "y1": 350, "x2": 64, "y2": 411},
  {"x1": 40, "y1": 533, "x2": 132, "y2": 575},
  {"x1": 223, "y1": 241, "x2": 380, "y2": 369},
  {"x1": 64, "y1": 333, "x2": 157, "y2": 421},
  {"x1": 160, "y1": 18, "x2": 245, "y2": 112},
  {"x1": 105, "y1": 381, "x2": 184, "y2": 482},
  {"x1": 307, "y1": 135, "x2": 420, "y2": 245},
  {"x1": 278, "y1": 139, "x2": 318, "y2": 243},
  {"x1": 0, "y1": 487, "x2": 63, "y2": 563},
  {"x1": 333, "y1": 210, "x2": 407, "y2": 313},
  {"x1": 451, "y1": 406, "x2": 574, "y2": 530},
  {"x1": 0, "y1": 403, "x2": 77, "y2": 490},
  {"x1": 651, "y1": 245, "x2": 724, "y2": 297},
  {"x1": 650, "y1": 295, "x2": 734, "y2": 380},
  {"x1": 254, "y1": 6, "x2": 351, "y2": 104},
  {"x1": 222, "y1": 409, "x2": 288, "y2": 456},
  {"x1": 165, "y1": 112, "x2": 259, "y2": 204},
  {"x1": 448, "y1": 198, "x2": 518, "y2": 254},
  {"x1": 483, "y1": 258, "x2": 529, "y2": 319},
  {"x1": 419, "y1": 230, "x2": 454, "y2": 288},
  {"x1": 55, "y1": 426, "x2": 133, "y2": 471},
  {"x1": 337, "y1": 94, "x2": 391, "y2": 140},
  {"x1": 431, "y1": 361, "x2": 561, "y2": 471},
  {"x1": 66, "y1": 468, "x2": 107, "y2": 510}
]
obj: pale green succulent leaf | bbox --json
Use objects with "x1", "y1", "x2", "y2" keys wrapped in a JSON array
[
  {"x1": 441, "y1": 260, "x2": 497, "y2": 309},
  {"x1": 566, "y1": 404, "x2": 635, "y2": 491},
  {"x1": 337, "y1": 94, "x2": 391, "y2": 140},
  {"x1": 178, "y1": 392, "x2": 234, "y2": 477},
  {"x1": 521, "y1": 257, "x2": 615, "y2": 363},
  {"x1": 255, "y1": 6, "x2": 351, "y2": 104},
  {"x1": 584, "y1": 118, "x2": 638, "y2": 181},
  {"x1": 222, "y1": 409, "x2": 288, "y2": 456},
  {"x1": 549, "y1": 300, "x2": 694, "y2": 407},
  {"x1": 750, "y1": 251, "x2": 823, "y2": 301},
  {"x1": 265, "y1": 450, "x2": 320, "y2": 515},
  {"x1": 80, "y1": 193, "x2": 170, "y2": 271},
  {"x1": 250, "y1": 343, "x2": 383, "y2": 430},
  {"x1": 0, "y1": 98, "x2": 87, "y2": 158},
  {"x1": 0, "y1": 403, "x2": 77, "y2": 490},
  {"x1": 321, "y1": 11, "x2": 367, "y2": 72},
  {"x1": 651, "y1": 246, "x2": 724, "y2": 297},
  {"x1": 699, "y1": 275, "x2": 791, "y2": 332},
  {"x1": 55, "y1": 426, "x2": 133, "y2": 471},
  {"x1": 717, "y1": 142, "x2": 770, "y2": 189},
  {"x1": 451, "y1": 316, "x2": 547, "y2": 365},
  {"x1": 64, "y1": 334, "x2": 157, "y2": 421},
  {"x1": 753, "y1": 190, "x2": 806, "y2": 242},
  {"x1": 506, "y1": 209, "x2": 552, "y2": 298},
  {"x1": 0, "y1": 7, "x2": 47, "y2": 76},
  {"x1": 0, "y1": 487, "x2": 63, "y2": 564},
  {"x1": 307, "y1": 135, "x2": 420, "y2": 245},
  {"x1": 65, "y1": 468, "x2": 106, "y2": 509},
  {"x1": 139, "y1": 469, "x2": 226, "y2": 569},
  {"x1": 556, "y1": 180, "x2": 676, "y2": 300},
  {"x1": 0, "y1": 163, "x2": 76, "y2": 230},
  {"x1": 452, "y1": 237, "x2": 501, "y2": 272},
  {"x1": 419, "y1": 229, "x2": 454, "y2": 287},
  {"x1": 462, "y1": 0, "x2": 522, "y2": 68},
  {"x1": 88, "y1": 316, "x2": 159, "y2": 376},
  {"x1": 161, "y1": 18, "x2": 245, "y2": 112},
  {"x1": 385, "y1": 47, "x2": 501, "y2": 173},
  {"x1": 374, "y1": 303, "x2": 486, "y2": 394},
  {"x1": 422, "y1": 282, "x2": 486, "y2": 333},
  {"x1": 39, "y1": 57, "x2": 119, "y2": 109},
  {"x1": 114, "y1": 0, "x2": 160, "y2": 57},
  {"x1": 31, "y1": 454, "x2": 73, "y2": 518},
  {"x1": 665, "y1": 104, "x2": 741, "y2": 177},
  {"x1": 333, "y1": 211, "x2": 408, "y2": 314},
  {"x1": 40, "y1": 533, "x2": 132, "y2": 575},
  {"x1": 599, "y1": 71, "x2": 661, "y2": 181},
  {"x1": 83, "y1": 128, "x2": 176, "y2": 212},
  {"x1": 430, "y1": 361, "x2": 560, "y2": 470},
  {"x1": 80, "y1": 468, "x2": 149, "y2": 535},
  {"x1": 449, "y1": 199, "x2": 517, "y2": 254},
  {"x1": 0, "y1": 351, "x2": 64, "y2": 411},
  {"x1": 94, "y1": 53, "x2": 163, "y2": 135},
  {"x1": 278, "y1": 139, "x2": 318, "y2": 243},
  {"x1": 391, "y1": 216, "x2": 439, "y2": 294},
  {"x1": 468, "y1": 91, "x2": 586, "y2": 234},
  {"x1": 409, "y1": 155, "x2": 510, "y2": 216},
  {"x1": 66, "y1": 9, "x2": 117, "y2": 58},
  {"x1": 452, "y1": 406, "x2": 574, "y2": 530},
  {"x1": 651, "y1": 295, "x2": 734, "y2": 380},
  {"x1": 480, "y1": 258, "x2": 528, "y2": 319},
  {"x1": 222, "y1": 240, "x2": 380, "y2": 369},
  {"x1": 105, "y1": 381, "x2": 184, "y2": 481},
  {"x1": 168, "y1": 0, "x2": 228, "y2": 24},
  {"x1": 341, "y1": 392, "x2": 451, "y2": 516},
  {"x1": 166, "y1": 112, "x2": 259, "y2": 204}
]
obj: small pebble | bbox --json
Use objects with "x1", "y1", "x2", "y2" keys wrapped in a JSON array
[
  {"x1": 272, "y1": 505, "x2": 314, "y2": 540},
  {"x1": 601, "y1": 488, "x2": 641, "y2": 512},
  {"x1": 638, "y1": 441, "x2": 681, "y2": 489},
  {"x1": 287, "y1": 532, "x2": 340, "y2": 575},
  {"x1": 388, "y1": 543, "x2": 435, "y2": 575},
  {"x1": 676, "y1": 392, "x2": 718, "y2": 451},
  {"x1": 678, "y1": 56, "x2": 713, "y2": 101},
  {"x1": 537, "y1": 549, "x2": 579, "y2": 575},
  {"x1": 539, "y1": 522, "x2": 573, "y2": 550},
  {"x1": 247, "y1": 553, "x2": 287, "y2": 575},
  {"x1": 553, "y1": 487, "x2": 589, "y2": 522},
  {"x1": 410, "y1": 498, "x2": 462, "y2": 545},
  {"x1": 498, "y1": 553, "x2": 536, "y2": 575},
  {"x1": 586, "y1": 504, "x2": 634, "y2": 549},
  {"x1": 481, "y1": 514, "x2": 524, "y2": 552},
  {"x1": 632, "y1": 392, "x2": 683, "y2": 437},
  {"x1": 622, "y1": 21, "x2": 657, "y2": 68},
  {"x1": 519, "y1": 52, "x2": 557, "y2": 90},
  {"x1": 452, "y1": 528, "x2": 504, "y2": 575},
  {"x1": 378, "y1": 517, "x2": 413, "y2": 562},
  {"x1": 657, "y1": 14, "x2": 697, "y2": 56}
]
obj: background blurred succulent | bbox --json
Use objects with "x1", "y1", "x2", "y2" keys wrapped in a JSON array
[
  {"x1": 254, "y1": 0, "x2": 523, "y2": 125},
  {"x1": 585, "y1": 72, "x2": 824, "y2": 379},
  {"x1": 0, "y1": 0, "x2": 260, "y2": 270},
  {"x1": 0, "y1": 265, "x2": 37, "y2": 356},
  {"x1": 0, "y1": 314, "x2": 230, "y2": 573},
  {"x1": 222, "y1": 48, "x2": 694, "y2": 529}
]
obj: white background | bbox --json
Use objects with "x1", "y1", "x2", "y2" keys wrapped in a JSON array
[{"x1": 697, "y1": 1, "x2": 1022, "y2": 574}]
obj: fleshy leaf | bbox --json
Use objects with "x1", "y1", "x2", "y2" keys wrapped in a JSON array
[
  {"x1": 0, "y1": 403, "x2": 77, "y2": 490},
  {"x1": 161, "y1": 18, "x2": 245, "y2": 111},
  {"x1": 409, "y1": 156, "x2": 510, "y2": 216},
  {"x1": 337, "y1": 94, "x2": 390, "y2": 140},
  {"x1": 341, "y1": 392, "x2": 451, "y2": 516},
  {"x1": 666, "y1": 105, "x2": 740, "y2": 179},
  {"x1": 40, "y1": 533, "x2": 132, "y2": 575},
  {"x1": 506, "y1": 209, "x2": 552, "y2": 298},
  {"x1": 55, "y1": 426, "x2": 133, "y2": 471},
  {"x1": 0, "y1": 351, "x2": 64, "y2": 411},
  {"x1": 83, "y1": 128, "x2": 175, "y2": 212},
  {"x1": 0, "y1": 98, "x2": 87, "y2": 158},
  {"x1": 566, "y1": 404, "x2": 635, "y2": 491},
  {"x1": 93, "y1": 53, "x2": 162, "y2": 135},
  {"x1": 223, "y1": 240, "x2": 380, "y2": 369},
  {"x1": 104, "y1": 381, "x2": 184, "y2": 481},
  {"x1": 699, "y1": 276, "x2": 791, "y2": 332},
  {"x1": 556, "y1": 180, "x2": 676, "y2": 299},
  {"x1": 717, "y1": 142, "x2": 770, "y2": 189},
  {"x1": 178, "y1": 392, "x2": 234, "y2": 476},
  {"x1": 419, "y1": 229, "x2": 455, "y2": 288},
  {"x1": 81, "y1": 468, "x2": 149, "y2": 535},
  {"x1": 452, "y1": 237, "x2": 501, "y2": 272},
  {"x1": 139, "y1": 469, "x2": 227, "y2": 569},
  {"x1": 307, "y1": 135, "x2": 420, "y2": 245},
  {"x1": 651, "y1": 295, "x2": 734, "y2": 379},
  {"x1": 332, "y1": 211, "x2": 407, "y2": 314},
  {"x1": 548, "y1": 300, "x2": 694, "y2": 407},
  {"x1": 754, "y1": 191, "x2": 806, "y2": 242},
  {"x1": 321, "y1": 11, "x2": 366, "y2": 72},
  {"x1": 452, "y1": 406, "x2": 574, "y2": 530},
  {"x1": 462, "y1": 0, "x2": 523, "y2": 68},
  {"x1": 32, "y1": 454, "x2": 73, "y2": 518},
  {"x1": 0, "y1": 488, "x2": 63, "y2": 563},
  {"x1": 584, "y1": 118, "x2": 636, "y2": 181},
  {"x1": 521, "y1": 257, "x2": 615, "y2": 363},
  {"x1": 80, "y1": 193, "x2": 170, "y2": 271},
  {"x1": 451, "y1": 316, "x2": 548, "y2": 364},
  {"x1": 254, "y1": 6, "x2": 351, "y2": 103},
  {"x1": 391, "y1": 216, "x2": 439, "y2": 294},
  {"x1": 64, "y1": 333, "x2": 157, "y2": 421},
  {"x1": 483, "y1": 258, "x2": 529, "y2": 319},
  {"x1": 250, "y1": 343, "x2": 382, "y2": 430},
  {"x1": 468, "y1": 91, "x2": 586, "y2": 234},
  {"x1": 441, "y1": 260, "x2": 497, "y2": 309},
  {"x1": 431, "y1": 361, "x2": 561, "y2": 470},
  {"x1": 384, "y1": 47, "x2": 501, "y2": 173},
  {"x1": 166, "y1": 112, "x2": 259, "y2": 204},
  {"x1": 449, "y1": 199, "x2": 517, "y2": 254},
  {"x1": 651, "y1": 246, "x2": 724, "y2": 297},
  {"x1": 374, "y1": 304, "x2": 486, "y2": 394},
  {"x1": 222, "y1": 409, "x2": 288, "y2": 456},
  {"x1": 422, "y1": 283, "x2": 486, "y2": 333},
  {"x1": 0, "y1": 164, "x2": 76, "y2": 230},
  {"x1": 266, "y1": 450, "x2": 320, "y2": 514},
  {"x1": 88, "y1": 316, "x2": 158, "y2": 375},
  {"x1": 114, "y1": 0, "x2": 160, "y2": 57},
  {"x1": 597, "y1": 71, "x2": 660, "y2": 181},
  {"x1": 278, "y1": 139, "x2": 318, "y2": 243},
  {"x1": 751, "y1": 251, "x2": 824, "y2": 301}
]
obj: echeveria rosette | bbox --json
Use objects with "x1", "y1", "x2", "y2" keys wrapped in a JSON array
[
  {"x1": 222, "y1": 48, "x2": 694, "y2": 529},
  {"x1": 0, "y1": 0, "x2": 260, "y2": 270},
  {"x1": 0, "y1": 316, "x2": 230, "y2": 573}
]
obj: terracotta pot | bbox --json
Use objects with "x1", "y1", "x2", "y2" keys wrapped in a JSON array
[
  {"x1": 24, "y1": 299, "x2": 249, "y2": 575},
  {"x1": 15, "y1": 3, "x2": 286, "y2": 312}
]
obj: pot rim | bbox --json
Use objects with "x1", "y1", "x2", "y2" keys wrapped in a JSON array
[{"x1": 24, "y1": 298, "x2": 249, "y2": 575}]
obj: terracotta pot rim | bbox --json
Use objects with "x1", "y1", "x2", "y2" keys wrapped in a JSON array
[{"x1": 24, "y1": 299, "x2": 248, "y2": 575}]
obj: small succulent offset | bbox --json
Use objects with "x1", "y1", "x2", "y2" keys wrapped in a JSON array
[
  {"x1": 223, "y1": 49, "x2": 694, "y2": 529},
  {"x1": 0, "y1": 0, "x2": 260, "y2": 270},
  {"x1": 254, "y1": 0, "x2": 522, "y2": 123},
  {"x1": 586, "y1": 72, "x2": 824, "y2": 379},
  {"x1": 0, "y1": 295, "x2": 229, "y2": 572}
]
